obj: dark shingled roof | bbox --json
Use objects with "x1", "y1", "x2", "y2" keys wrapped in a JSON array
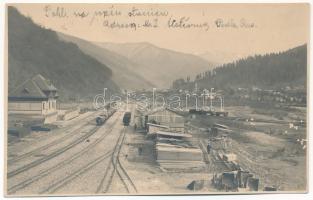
[
  {"x1": 32, "y1": 74, "x2": 57, "y2": 91},
  {"x1": 9, "y1": 74, "x2": 58, "y2": 100}
]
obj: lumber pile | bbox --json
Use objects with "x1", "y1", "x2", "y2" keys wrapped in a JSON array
[
  {"x1": 156, "y1": 144, "x2": 203, "y2": 161},
  {"x1": 154, "y1": 131, "x2": 205, "y2": 171}
]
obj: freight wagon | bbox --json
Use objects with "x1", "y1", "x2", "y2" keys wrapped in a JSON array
[{"x1": 95, "y1": 106, "x2": 116, "y2": 126}]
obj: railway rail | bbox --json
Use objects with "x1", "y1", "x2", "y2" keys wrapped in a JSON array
[
  {"x1": 96, "y1": 127, "x2": 137, "y2": 194},
  {"x1": 8, "y1": 111, "x2": 99, "y2": 164},
  {"x1": 7, "y1": 125, "x2": 100, "y2": 178},
  {"x1": 39, "y1": 117, "x2": 129, "y2": 194},
  {"x1": 116, "y1": 155, "x2": 138, "y2": 193},
  {"x1": 38, "y1": 151, "x2": 113, "y2": 194},
  {"x1": 7, "y1": 112, "x2": 122, "y2": 194}
]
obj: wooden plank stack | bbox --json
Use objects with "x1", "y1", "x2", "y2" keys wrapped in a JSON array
[{"x1": 154, "y1": 131, "x2": 205, "y2": 171}]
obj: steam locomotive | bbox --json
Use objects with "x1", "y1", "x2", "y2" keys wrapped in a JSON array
[{"x1": 96, "y1": 104, "x2": 116, "y2": 126}]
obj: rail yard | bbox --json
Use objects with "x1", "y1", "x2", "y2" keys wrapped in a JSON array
[
  {"x1": 6, "y1": 98, "x2": 307, "y2": 195},
  {"x1": 5, "y1": 3, "x2": 309, "y2": 196}
]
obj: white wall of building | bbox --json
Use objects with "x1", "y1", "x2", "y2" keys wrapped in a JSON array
[
  {"x1": 9, "y1": 98, "x2": 57, "y2": 115},
  {"x1": 8, "y1": 101, "x2": 42, "y2": 114}
]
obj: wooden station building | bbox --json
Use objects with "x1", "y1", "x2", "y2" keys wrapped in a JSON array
[{"x1": 8, "y1": 74, "x2": 59, "y2": 124}]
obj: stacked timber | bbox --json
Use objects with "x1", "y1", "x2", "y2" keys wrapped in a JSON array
[
  {"x1": 155, "y1": 131, "x2": 205, "y2": 171},
  {"x1": 156, "y1": 144, "x2": 202, "y2": 161}
]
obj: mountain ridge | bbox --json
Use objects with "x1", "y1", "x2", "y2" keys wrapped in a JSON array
[
  {"x1": 8, "y1": 6, "x2": 119, "y2": 101},
  {"x1": 57, "y1": 32, "x2": 155, "y2": 90},
  {"x1": 96, "y1": 41, "x2": 216, "y2": 88}
]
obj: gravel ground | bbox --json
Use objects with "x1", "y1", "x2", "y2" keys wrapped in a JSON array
[
  {"x1": 189, "y1": 105, "x2": 307, "y2": 192},
  {"x1": 7, "y1": 111, "x2": 123, "y2": 195},
  {"x1": 8, "y1": 111, "x2": 98, "y2": 158},
  {"x1": 111, "y1": 122, "x2": 217, "y2": 195},
  {"x1": 7, "y1": 104, "x2": 306, "y2": 196},
  {"x1": 8, "y1": 124, "x2": 96, "y2": 173}
]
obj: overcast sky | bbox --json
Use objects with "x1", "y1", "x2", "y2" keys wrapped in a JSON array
[{"x1": 13, "y1": 3, "x2": 309, "y2": 58}]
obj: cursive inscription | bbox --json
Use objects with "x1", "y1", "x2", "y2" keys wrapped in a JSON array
[{"x1": 42, "y1": 5, "x2": 257, "y2": 31}]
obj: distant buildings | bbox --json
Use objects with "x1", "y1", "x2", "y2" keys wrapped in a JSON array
[{"x1": 235, "y1": 87, "x2": 306, "y2": 104}]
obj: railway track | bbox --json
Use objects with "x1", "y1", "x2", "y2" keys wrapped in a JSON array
[
  {"x1": 7, "y1": 125, "x2": 100, "y2": 178},
  {"x1": 8, "y1": 111, "x2": 99, "y2": 164},
  {"x1": 38, "y1": 115, "x2": 126, "y2": 194},
  {"x1": 38, "y1": 151, "x2": 113, "y2": 194},
  {"x1": 7, "y1": 112, "x2": 122, "y2": 194},
  {"x1": 199, "y1": 139, "x2": 228, "y2": 173},
  {"x1": 96, "y1": 127, "x2": 137, "y2": 194},
  {"x1": 115, "y1": 154, "x2": 138, "y2": 193}
]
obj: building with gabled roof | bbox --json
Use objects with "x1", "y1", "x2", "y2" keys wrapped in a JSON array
[
  {"x1": 133, "y1": 107, "x2": 185, "y2": 131},
  {"x1": 144, "y1": 107, "x2": 185, "y2": 126},
  {"x1": 8, "y1": 74, "x2": 58, "y2": 116}
]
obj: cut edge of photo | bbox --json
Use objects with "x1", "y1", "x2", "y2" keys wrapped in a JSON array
[{"x1": 2, "y1": 0, "x2": 312, "y2": 197}]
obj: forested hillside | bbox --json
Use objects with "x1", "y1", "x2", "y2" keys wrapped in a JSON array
[
  {"x1": 57, "y1": 33, "x2": 155, "y2": 90},
  {"x1": 173, "y1": 44, "x2": 307, "y2": 90},
  {"x1": 8, "y1": 7, "x2": 119, "y2": 100}
]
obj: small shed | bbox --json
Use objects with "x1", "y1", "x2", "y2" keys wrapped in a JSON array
[{"x1": 136, "y1": 108, "x2": 185, "y2": 133}]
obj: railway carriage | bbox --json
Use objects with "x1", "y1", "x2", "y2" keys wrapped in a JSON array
[{"x1": 123, "y1": 112, "x2": 131, "y2": 126}]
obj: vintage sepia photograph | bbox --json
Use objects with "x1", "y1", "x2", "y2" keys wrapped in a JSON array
[{"x1": 3, "y1": 2, "x2": 309, "y2": 196}]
